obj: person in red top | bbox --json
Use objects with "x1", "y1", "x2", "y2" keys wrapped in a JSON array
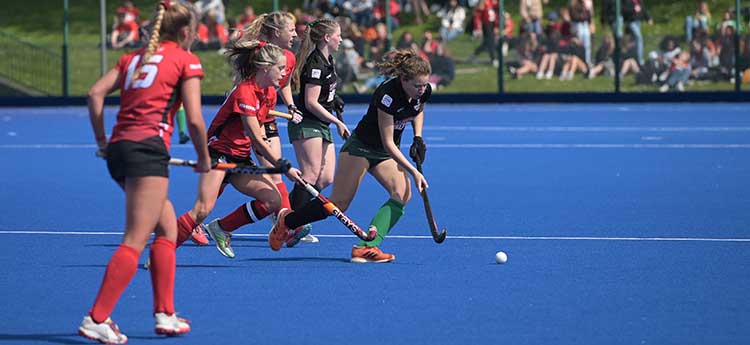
[
  {"x1": 80, "y1": 2, "x2": 210, "y2": 344},
  {"x1": 468, "y1": 0, "x2": 500, "y2": 67},
  {"x1": 171, "y1": 39, "x2": 302, "y2": 259},
  {"x1": 196, "y1": 11, "x2": 228, "y2": 49},
  {"x1": 194, "y1": 11, "x2": 308, "y2": 253},
  {"x1": 110, "y1": 11, "x2": 141, "y2": 49},
  {"x1": 229, "y1": 5, "x2": 257, "y2": 41},
  {"x1": 116, "y1": 0, "x2": 140, "y2": 23}
]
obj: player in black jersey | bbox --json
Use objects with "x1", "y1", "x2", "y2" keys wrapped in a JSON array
[
  {"x1": 284, "y1": 18, "x2": 347, "y2": 244},
  {"x1": 271, "y1": 48, "x2": 431, "y2": 263}
]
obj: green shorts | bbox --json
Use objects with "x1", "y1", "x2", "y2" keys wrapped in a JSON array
[
  {"x1": 340, "y1": 133, "x2": 392, "y2": 168},
  {"x1": 287, "y1": 117, "x2": 333, "y2": 144}
]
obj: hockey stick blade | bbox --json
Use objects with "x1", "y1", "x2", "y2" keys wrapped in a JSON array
[{"x1": 416, "y1": 162, "x2": 447, "y2": 244}]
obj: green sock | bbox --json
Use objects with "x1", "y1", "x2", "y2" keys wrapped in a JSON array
[
  {"x1": 176, "y1": 107, "x2": 187, "y2": 135},
  {"x1": 358, "y1": 199, "x2": 405, "y2": 247}
]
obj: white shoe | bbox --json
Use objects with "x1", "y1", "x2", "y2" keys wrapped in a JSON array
[
  {"x1": 204, "y1": 219, "x2": 235, "y2": 258},
  {"x1": 659, "y1": 84, "x2": 669, "y2": 93},
  {"x1": 78, "y1": 315, "x2": 128, "y2": 344},
  {"x1": 154, "y1": 312, "x2": 191, "y2": 335},
  {"x1": 300, "y1": 234, "x2": 319, "y2": 243},
  {"x1": 492, "y1": 59, "x2": 499, "y2": 68},
  {"x1": 676, "y1": 82, "x2": 685, "y2": 92}
]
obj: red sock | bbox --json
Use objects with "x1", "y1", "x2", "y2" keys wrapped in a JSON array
[
  {"x1": 276, "y1": 182, "x2": 291, "y2": 213},
  {"x1": 149, "y1": 237, "x2": 176, "y2": 315},
  {"x1": 175, "y1": 212, "x2": 198, "y2": 248},
  {"x1": 218, "y1": 200, "x2": 270, "y2": 232},
  {"x1": 90, "y1": 244, "x2": 139, "y2": 323}
]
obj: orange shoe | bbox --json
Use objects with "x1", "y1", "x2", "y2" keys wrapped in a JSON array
[
  {"x1": 350, "y1": 246, "x2": 395, "y2": 263},
  {"x1": 190, "y1": 224, "x2": 209, "y2": 246},
  {"x1": 268, "y1": 208, "x2": 291, "y2": 251}
]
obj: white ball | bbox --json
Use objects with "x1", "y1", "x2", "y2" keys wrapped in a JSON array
[{"x1": 495, "y1": 251, "x2": 508, "y2": 264}]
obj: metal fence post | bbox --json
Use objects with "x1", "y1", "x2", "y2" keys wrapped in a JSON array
[
  {"x1": 63, "y1": 0, "x2": 70, "y2": 97},
  {"x1": 497, "y1": 0, "x2": 504, "y2": 94},
  {"x1": 100, "y1": 0, "x2": 107, "y2": 76},
  {"x1": 735, "y1": 0, "x2": 741, "y2": 92}
]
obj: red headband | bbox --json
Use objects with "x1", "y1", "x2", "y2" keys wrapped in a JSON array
[{"x1": 161, "y1": 1, "x2": 171, "y2": 10}]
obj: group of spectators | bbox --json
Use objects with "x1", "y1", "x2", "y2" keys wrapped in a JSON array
[
  {"x1": 109, "y1": 0, "x2": 750, "y2": 93},
  {"x1": 109, "y1": 0, "x2": 233, "y2": 51}
]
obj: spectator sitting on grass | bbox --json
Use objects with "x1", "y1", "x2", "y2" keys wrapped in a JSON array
[
  {"x1": 588, "y1": 33, "x2": 614, "y2": 78},
  {"x1": 110, "y1": 11, "x2": 140, "y2": 49},
  {"x1": 660, "y1": 51, "x2": 692, "y2": 92},
  {"x1": 428, "y1": 41, "x2": 457, "y2": 89},
  {"x1": 229, "y1": 5, "x2": 257, "y2": 41},
  {"x1": 195, "y1": 11, "x2": 228, "y2": 51},
  {"x1": 508, "y1": 32, "x2": 541, "y2": 79}
]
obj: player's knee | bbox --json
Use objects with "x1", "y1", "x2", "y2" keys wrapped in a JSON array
[
  {"x1": 262, "y1": 196, "x2": 281, "y2": 215},
  {"x1": 390, "y1": 190, "x2": 410, "y2": 205},
  {"x1": 192, "y1": 201, "x2": 215, "y2": 223}
]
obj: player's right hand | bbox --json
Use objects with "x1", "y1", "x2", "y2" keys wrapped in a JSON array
[
  {"x1": 195, "y1": 159, "x2": 211, "y2": 173},
  {"x1": 336, "y1": 122, "x2": 350, "y2": 140}
]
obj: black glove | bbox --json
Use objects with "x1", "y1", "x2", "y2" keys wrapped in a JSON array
[
  {"x1": 409, "y1": 136, "x2": 426, "y2": 164},
  {"x1": 332, "y1": 95, "x2": 345, "y2": 120},
  {"x1": 276, "y1": 158, "x2": 292, "y2": 173},
  {"x1": 287, "y1": 104, "x2": 303, "y2": 124}
]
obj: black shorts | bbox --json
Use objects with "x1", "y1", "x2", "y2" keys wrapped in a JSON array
[
  {"x1": 208, "y1": 147, "x2": 256, "y2": 184},
  {"x1": 263, "y1": 121, "x2": 279, "y2": 139},
  {"x1": 106, "y1": 136, "x2": 169, "y2": 183}
]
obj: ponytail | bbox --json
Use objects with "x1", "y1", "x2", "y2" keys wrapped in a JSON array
[
  {"x1": 376, "y1": 48, "x2": 431, "y2": 81},
  {"x1": 225, "y1": 39, "x2": 284, "y2": 84},
  {"x1": 132, "y1": 2, "x2": 168, "y2": 83},
  {"x1": 291, "y1": 18, "x2": 338, "y2": 91}
]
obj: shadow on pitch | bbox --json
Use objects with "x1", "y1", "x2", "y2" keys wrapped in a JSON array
[
  {"x1": 240, "y1": 257, "x2": 350, "y2": 263},
  {"x1": 0, "y1": 333, "x2": 89, "y2": 344}
]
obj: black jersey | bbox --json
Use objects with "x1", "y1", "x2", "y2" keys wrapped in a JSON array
[
  {"x1": 297, "y1": 48, "x2": 338, "y2": 124},
  {"x1": 353, "y1": 77, "x2": 432, "y2": 151}
]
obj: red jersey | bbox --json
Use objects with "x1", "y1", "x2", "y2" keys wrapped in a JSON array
[
  {"x1": 114, "y1": 21, "x2": 140, "y2": 41},
  {"x1": 207, "y1": 80, "x2": 277, "y2": 159},
  {"x1": 110, "y1": 41, "x2": 203, "y2": 151},
  {"x1": 198, "y1": 23, "x2": 229, "y2": 45},
  {"x1": 262, "y1": 48, "x2": 296, "y2": 124}
]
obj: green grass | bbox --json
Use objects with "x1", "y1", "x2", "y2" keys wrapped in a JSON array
[{"x1": 0, "y1": 0, "x2": 745, "y2": 95}]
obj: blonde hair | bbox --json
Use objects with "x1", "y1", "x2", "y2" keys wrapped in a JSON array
[
  {"x1": 243, "y1": 11, "x2": 294, "y2": 41},
  {"x1": 132, "y1": 1, "x2": 196, "y2": 82},
  {"x1": 376, "y1": 48, "x2": 431, "y2": 81},
  {"x1": 291, "y1": 18, "x2": 339, "y2": 91},
  {"x1": 225, "y1": 39, "x2": 285, "y2": 84}
]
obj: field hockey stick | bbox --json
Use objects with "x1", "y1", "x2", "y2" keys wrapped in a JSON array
[
  {"x1": 294, "y1": 177, "x2": 378, "y2": 241},
  {"x1": 415, "y1": 162, "x2": 447, "y2": 243},
  {"x1": 268, "y1": 109, "x2": 294, "y2": 120},
  {"x1": 169, "y1": 158, "x2": 290, "y2": 174}
]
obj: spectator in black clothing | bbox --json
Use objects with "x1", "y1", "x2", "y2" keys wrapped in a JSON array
[{"x1": 428, "y1": 43, "x2": 456, "y2": 89}]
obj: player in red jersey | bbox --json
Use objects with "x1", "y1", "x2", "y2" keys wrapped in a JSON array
[
  {"x1": 172, "y1": 39, "x2": 302, "y2": 259},
  {"x1": 80, "y1": 2, "x2": 210, "y2": 344},
  {"x1": 193, "y1": 11, "x2": 310, "y2": 252}
]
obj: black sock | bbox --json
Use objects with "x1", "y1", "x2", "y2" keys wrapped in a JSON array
[
  {"x1": 286, "y1": 198, "x2": 329, "y2": 229},
  {"x1": 289, "y1": 183, "x2": 314, "y2": 211}
]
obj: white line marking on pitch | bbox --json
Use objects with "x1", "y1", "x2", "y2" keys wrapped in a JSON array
[{"x1": 1, "y1": 231, "x2": 748, "y2": 243}]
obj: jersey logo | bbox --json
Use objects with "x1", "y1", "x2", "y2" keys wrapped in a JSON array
[
  {"x1": 189, "y1": 63, "x2": 203, "y2": 70},
  {"x1": 239, "y1": 102, "x2": 258, "y2": 111},
  {"x1": 381, "y1": 94, "x2": 393, "y2": 107},
  {"x1": 325, "y1": 74, "x2": 332, "y2": 79},
  {"x1": 311, "y1": 69, "x2": 322, "y2": 79}
]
